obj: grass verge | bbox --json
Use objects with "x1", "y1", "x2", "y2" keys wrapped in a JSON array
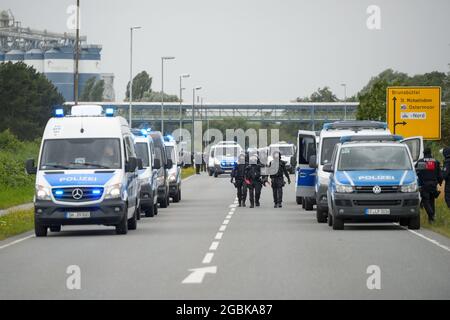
[
  {"x1": 0, "y1": 185, "x2": 34, "y2": 210},
  {"x1": 181, "y1": 166, "x2": 196, "y2": 180},
  {"x1": 420, "y1": 198, "x2": 450, "y2": 239},
  {"x1": 0, "y1": 209, "x2": 34, "y2": 241}
]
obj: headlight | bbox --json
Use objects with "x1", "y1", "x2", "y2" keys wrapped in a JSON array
[
  {"x1": 169, "y1": 174, "x2": 177, "y2": 182},
  {"x1": 105, "y1": 183, "x2": 122, "y2": 199},
  {"x1": 214, "y1": 159, "x2": 220, "y2": 165},
  {"x1": 335, "y1": 184, "x2": 353, "y2": 193},
  {"x1": 36, "y1": 185, "x2": 51, "y2": 200},
  {"x1": 401, "y1": 182, "x2": 417, "y2": 193}
]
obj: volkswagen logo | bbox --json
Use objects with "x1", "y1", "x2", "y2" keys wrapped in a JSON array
[
  {"x1": 72, "y1": 188, "x2": 84, "y2": 200},
  {"x1": 373, "y1": 186, "x2": 382, "y2": 194}
]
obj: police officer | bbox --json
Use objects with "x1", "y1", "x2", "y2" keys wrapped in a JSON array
[
  {"x1": 245, "y1": 155, "x2": 264, "y2": 208},
  {"x1": 443, "y1": 147, "x2": 450, "y2": 209},
  {"x1": 416, "y1": 148, "x2": 443, "y2": 223},
  {"x1": 268, "y1": 151, "x2": 291, "y2": 208},
  {"x1": 231, "y1": 153, "x2": 248, "y2": 207}
]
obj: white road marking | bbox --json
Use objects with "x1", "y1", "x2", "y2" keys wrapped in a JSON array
[
  {"x1": 0, "y1": 235, "x2": 34, "y2": 251},
  {"x1": 182, "y1": 266, "x2": 217, "y2": 284},
  {"x1": 230, "y1": 208, "x2": 236, "y2": 212},
  {"x1": 215, "y1": 232, "x2": 223, "y2": 240},
  {"x1": 229, "y1": 204, "x2": 238, "y2": 208},
  {"x1": 394, "y1": 224, "x2": 450, "y2": 253},
  {"x1": 226, "y1": 215, "x2": 232, "y2": 219},
  {"x1": 223, "y1": 220, "x2": 230, "y2": 225},
  {"x1": 209, "y1": 241, "x2": 220, "y2": 251},
  {"x1": 219, "y1": 225, "x2": 227, "y2": 232},
  {"x1": 202, "y1": 252, "x2": 214, "y2": 264}
]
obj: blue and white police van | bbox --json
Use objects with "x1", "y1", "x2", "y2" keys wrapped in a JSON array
[
  {"x1": 26, "y1": 105, "x2": 140, "y2": 236},
  {"x1": 296, "y1": 121, "x2": 423, "y2": 224},
  {"x1": 211, "y1": 143, "x2": 243, "y2": 177},
  {"x1": 325, "y1": 135, "x2": 421, "y2": 230},
  {"x1": 164, "y1": 136, "x2": 182, "y2": 202}
]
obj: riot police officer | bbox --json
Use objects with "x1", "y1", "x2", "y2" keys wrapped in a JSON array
[
  {"x1": 268, "y1": 151, "x2": 291, "y2": 208},
  {"x1": 231, "y1": 153, "x2": 248, "y2": 207},
  {"x1": 416, "y1": 148, "x2": 443, "y2": 223},
  {"x1": 443, "y1": 147, "x2": 450, "y2": 209},
  {"x1": 245, "y1": 155, "x2": 264, "y2": 208}
]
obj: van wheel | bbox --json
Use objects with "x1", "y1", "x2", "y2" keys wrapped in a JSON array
[
  {"x1": 178, "y1": 189, "x2": 182, "y2": 201},
  {"x1": 145, "y1": 203, "x2": 155, "y2": 217},
  {"x1": 304, "y1": 197, "x2": 314, "y2": 211},
  {"x1": 328, "y1": 212, "x2": 333, "y2": 227},
  {"x1": 35, "y1": 221, "x2": 48, "y2": 237},
  {"x1": 316, "y1": 207, "x2": 327, "y2": 223},
  {"x1": 128, "y1": 206, "x2": 137, "y2": 230},
  {"x1": 173, "y1": 188, "x2": 181, "y2": 203},
  {"x1": 159, "y1": 195, "x2": 168, "y2": 208},
  {"x1": 50, "y1": 226, "x2": 61, "y2": 232},
  {"x1": 116, "y1": 211, "x2": 128, "y2": 235},
  {"x1": 154, "y1": 203, "x2": 159, "y2": 215},
  {"x1": 408, "y1": 215, "x2": 420, "y2": 230},
  {"x1": 296, "y1": 197, "x2": 303, "y2": 205},
  {"x1": 136, "y1": 206, "x2": 141, "y2": 221},
  {"x1": 332, "y1": 216, "x2": 344, "y2": 230},
  {"x1": 399, "y1": 218, "x2": 409, "y2": 227}
]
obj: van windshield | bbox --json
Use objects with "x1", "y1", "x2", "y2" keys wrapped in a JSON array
[
  {"x1": 135, "y1": 142, "x2": 150, "y2": 167},
  {"x1": 40, "y1": 139, "x2": 121, "y2": 170},
  {"x1": 320, "y1": 137, "x2": 340, "y2": 165},
  {"x1": 215, "y1": 147, "x2": 240, "y2": 158},
  {"x1": 270, "y1": 146, "x2": 294, "y2": 156},
  {"x1": 338, "y1": 146, "x2": 412, "y2": 171}
]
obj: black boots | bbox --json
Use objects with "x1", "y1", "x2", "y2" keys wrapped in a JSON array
[{"x1": 273, "y1": 203, "x2": 282, "y2": 208}]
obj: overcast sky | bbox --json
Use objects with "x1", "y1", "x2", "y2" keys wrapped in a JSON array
[{"x1": 2, "y1": 0, "x2": 450, "y2": 102}]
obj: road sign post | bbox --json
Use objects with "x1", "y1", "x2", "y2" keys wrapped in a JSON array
[{"x1": 387, "y1": 87, "x2": 441, "y2": 140}]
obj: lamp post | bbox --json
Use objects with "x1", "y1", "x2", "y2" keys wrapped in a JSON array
[
  {"x1": 192, "y1": 86, "x2": 202, "y2": 154},
  {"x1": 73, "y1": 0, "x2": 80, "y2": 105},
  {"x1": 161, "y1": 56, "x2": 175, "y2": 134},
  {"x1": 179, "y1": 74, "x2": 190, "y2": 134},
  {"x1": 341, "y1": 83, "x2": 347, "y2": 120},
  {"x1": 129, "y1": 26, "x2": 141, "y2": 127}
]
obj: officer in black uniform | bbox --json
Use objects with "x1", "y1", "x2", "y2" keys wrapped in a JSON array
[
  {"x1": 245, "y1": 155, "x2": 264, "y2": 208},
  {"x1": 443, "y1": 147, "x2": 450, "y2": 209},
  {"x1": 268, "y1": 151, "x2": 291, "y2": 208},
  {"x1": 231, "y1": 153, "x2": 248, "y2": 207},
  {"x1": 416, "y1": 148, "x2": 443, "y2": 223}
]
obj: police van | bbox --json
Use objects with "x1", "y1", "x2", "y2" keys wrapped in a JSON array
[
  {"x1": 210, "y1": 143, "x2": 244, "y2": 177},
  {"x1": 132, "y1": 129, "x2": 159, "y2": 217},
  {"x1": 164, "y1": 136, "x2": 182, "y2": 202},
  {"x1": 26, "y1": 105, "x2": 140, "y2": 236},
  {"x1": 296, "y1": 121, "x2": 424, "y2": 223},
  {"x1": 326, "y1": 135, "x2": 421, "y2": 230}
]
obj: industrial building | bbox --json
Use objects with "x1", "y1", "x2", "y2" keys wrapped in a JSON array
[{"x1": 0, "y1": 9, "x2": 115, "y2": 102}]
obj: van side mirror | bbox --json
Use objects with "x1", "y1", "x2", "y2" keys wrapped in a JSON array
[
  {"x1": 166, "y1": 159, "x2": 173, "y2": 170},
  {"x1": 309, "y1": 155, "x2": 317, "y2": 169},
  {"x1": 153, "y1": 159, "x2": 161, "y2": 170},
  {"x1": 137, "y1": 158, "x2": 144, "y2": 170},
  {"x1": 126, "y1": 157, "x2": 138, "y2": 173},
  {"x1": 323, "y1": 163, "x2": 333, "y2": 173},
  {"x1": 26, "y1": 159, "x2": 37, "y2": 175}
]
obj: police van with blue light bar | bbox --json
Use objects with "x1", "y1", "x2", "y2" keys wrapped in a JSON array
[
  {"x1": 164, "y1": 135, "x2": 182, "y2": 203},
  {"x1": 325, "y1": 135, "x2": 421, "y2": 230},
  {"x1": 26, "y1": 105, "x2": 141, "y2": 236}
]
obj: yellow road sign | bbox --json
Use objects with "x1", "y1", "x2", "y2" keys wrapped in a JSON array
[{"x1": 386, "y1": 86, "x2": 441, "y2": 140}]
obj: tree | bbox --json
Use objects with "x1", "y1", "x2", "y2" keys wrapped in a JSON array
[
  {"x1": 80, "y1": 77, "x2": 105, "y2": 102},
  {"x1": 0, "y1": 62, "x2": 64, "y2": 140},
  {"x1": 359, "y1": 69, "x2": 409, "y2": 95},
  {"x1": 126, "y1": 71, "x2": 152, "y2": 101},
  {"x1": 356, "y1": 79, "x2": 390, "y2": 121},
  {"x1": 141, "y1": 91, "x2": 180, "y2": 102},
  {"x1": 80, "y1": 77, "x2": 96, "y2": 101},
  {"x1": 296, "y1": 87, "x2": 338, "y2": 102}
]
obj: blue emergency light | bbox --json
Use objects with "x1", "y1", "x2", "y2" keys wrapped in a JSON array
[
  {"x1": 92, "y1": 189, "x2": 102, "y2": 195},
  {"x1": 54, "y1": 108, "x2": 65, "y2": 118},
  {"x1": 105, "y1": 107, "x2": 115, "y2": 117}
]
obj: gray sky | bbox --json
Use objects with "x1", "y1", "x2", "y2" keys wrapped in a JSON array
[{"x1": 2, "y1": 0, "x2": 450, "y2": 102}]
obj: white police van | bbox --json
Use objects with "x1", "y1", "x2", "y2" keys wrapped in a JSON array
[
  {"x1": 26, "y1": 105, "x2": 140, "y2": 236},
  {"x1": 296, "y1": 121, "x2": 424, "y2": 223},
  {"x1": 326, "y1": 135, "x2": 421, "y2": 230},
  {"x1": 211, "y1": 143, "x2": 244, "y2": 177},
  {"x1": 132, "y1": 129, "x2": 159, "y2": 217},
  {"x1": 164, "y1": 136, "x2": 182, "y2": 202}
]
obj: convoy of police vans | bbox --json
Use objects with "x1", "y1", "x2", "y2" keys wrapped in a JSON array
[
  {"x1": 26, "y1": 107, "x2": 426, "y2": 236},
  {"x1": 26, "y1": 105, "x2": 180, "y2": 237}
]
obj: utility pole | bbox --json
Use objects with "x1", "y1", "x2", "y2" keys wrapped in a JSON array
[{"x1": 73, "y1": 0, "x2": 80, "y2": 105}]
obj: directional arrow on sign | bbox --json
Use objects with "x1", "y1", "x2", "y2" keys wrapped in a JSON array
[
  {"x1": 182, "y1": 266, "x2": 217, "y2": 284},
  {"x1": 395, "y1": 121, "x2": 407, "y2": 126}
]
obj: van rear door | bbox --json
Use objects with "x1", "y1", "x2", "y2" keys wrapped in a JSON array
[
  {"x1": 296, "y1": 131, "x2": 317, "y2": 200},
  {"x1": 401, "y1": 136, "x2": 424, "y2": 165}
]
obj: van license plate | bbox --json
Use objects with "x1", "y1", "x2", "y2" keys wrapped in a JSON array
[
  {"x1": 66, "y1": 212, "x2": 91, "y2": 219},
  {"x1": 365, "y1": 209, "x2": 390, "y2": 215}
]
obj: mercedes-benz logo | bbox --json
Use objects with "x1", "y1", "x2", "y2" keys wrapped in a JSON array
[
  {"x1": 373, "y1": 186, "x2": 382, "y2": 194},
  {"x1": 72, "y1": 188, "x2": 83, "y2": 200}
]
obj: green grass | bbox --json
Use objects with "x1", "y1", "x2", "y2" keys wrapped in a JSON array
[
  {"x1": 181, "y1": 166, "x2": 196, "y2": 180},
  {"x1": 420, "y1": 197, "x2": 450, "y2": 239},
  {"x1": 0, "y1": 185, "x2": 34, "y2": 210},
  {"x1": 0, "y1": 209, "x2": 34, "y2": 241}
]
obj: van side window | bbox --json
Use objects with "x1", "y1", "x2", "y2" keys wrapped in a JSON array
[
  {"x1": 124, "y1": 136, "x2": 136, "y2": 160},
  {"x1": 298, "y1": 136, "x2": 316, "y2": 164}
]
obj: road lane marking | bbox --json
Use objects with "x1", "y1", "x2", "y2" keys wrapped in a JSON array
[
  {"x1": 215, "y1": 232, "x2": 223, "y2": 240},
  {"x1": 182, "y1": 266, "x2": 217, "y2": 284},
  {"x1": 229, "y1": 204, "x2": 238, "y2": 208},
  {"x1": 230, "y1": 208, "x2": 236, "y2": 212},
  {"x1": 223, "y1": 220, "x2": 230, "y2": 225},
  {"x1": 394, "y1": 224, "x2": 450, "y2": 253},
  {"x1": 202, "y1": 252, "x2": 214, "y2": 264},
  {"x1": 226, "y1": 215, "x2": 232, "y2": 219},
  {"x1": 0, "y1": 235, "x2": 34, "y2": 251},
  {"x1": 219, "y1": 225, "x2": 227, "y2": 232},
  {"x1": 209, "y1": 241, "x2": 220, "y2": 251}
]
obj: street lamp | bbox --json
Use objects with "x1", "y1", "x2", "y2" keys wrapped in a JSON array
[
  {"x1": 129, "y1": 26, "x2": 142, "y2": 127},
  {"x1": 161, "y1": 56, "x2": 175, "y2": 134},
  {"x1": 192, "y1": 86, "x2": 202, "y2": 154},
  {"x1": 341, "y1": 83, "x2": 347, "y2": 120},
  {"x1": 179, "y1": 74, "x2": 190, "y2": 133},
  {"x1": 74, "y1": 0, "x2": 80, "y2": 105}
]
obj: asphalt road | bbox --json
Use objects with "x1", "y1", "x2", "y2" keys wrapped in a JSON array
[{"x1": 1, "y1": 174, "x2": 450, "y2": 299}]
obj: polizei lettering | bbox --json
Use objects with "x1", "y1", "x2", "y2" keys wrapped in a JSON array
[
  {"x1": 358, "y1": 175, "x2": 395, "y2": 181},
  {"x1": 59, "y1": 176, "x2": 97, "y2": 183}
]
